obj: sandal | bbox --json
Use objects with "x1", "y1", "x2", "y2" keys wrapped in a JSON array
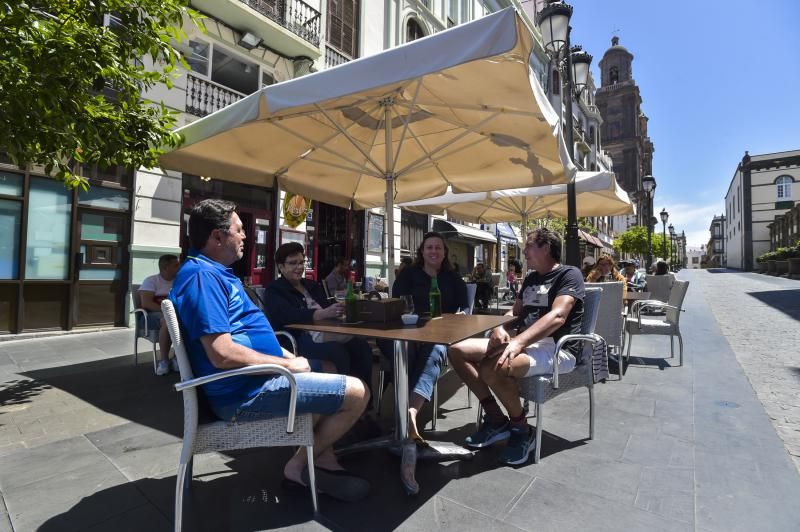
[
  {"x1": 301, "y1": 465, "x2": 370, "y2": 502},
  {"x1": 412, "y1": 435, "x2": 430, "y2": 448}
]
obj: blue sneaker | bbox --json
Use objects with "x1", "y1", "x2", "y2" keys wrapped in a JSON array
[
  {"x1": 499, "y1": 424, "x2": 535, "y2": 465},
  {"x1": 465, "y1": 418, "x2": 510, "y2": 448}
]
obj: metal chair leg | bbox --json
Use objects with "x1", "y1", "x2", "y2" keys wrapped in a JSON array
[
  {"x1": 677, "y1": 333, "x2": 684, "y2": 366},
  {"x1": 376, "y1": 370, "x2": 385, "y2": 415},
  {"x1": 475, "y1": 404, "x2": 483, "y2": 430},
  {"x1": 431, "y1": 381, "x2": 438, "y2": 431},
  {"x1": 306, "y1": 446, "x2": 319, "y2": 514},
  {"x1": 670, "y1": 334, "x2": 674, "y2": 358},
  {"x1": 152, "y1": 342, "x2": 159, "y2": 373},
  {"x1": 588, "y1": 384, "x2": 595, "y2": 440},
  {"x1": 534, "y1": 401, "x2": 543, "y2": 464},
  {"x1": 174, "y1": 460, "x2": 190, "y2": 532},
  {"x1": 134, "y1": 335, "x2": 139, "y2": 366}
]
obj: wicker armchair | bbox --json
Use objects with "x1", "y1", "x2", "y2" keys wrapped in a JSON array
[
  {"x1": 161, "y1": 300, "x2": 318, "y2": 532},
  {"x1": 625, "y1": 280, "x2": 689, "y2": 366},
  {"x1": 516, "y1": 286, "x2": 604, "y2": 464},
  {"x1": 132, "y1": 284, "x2": 159, "y2": 371},
  {"x1": 585, "y1": 281, "x2": 626, "y2": 379}
]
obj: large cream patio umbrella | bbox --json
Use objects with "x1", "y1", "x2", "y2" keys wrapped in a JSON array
[
  {"x1": 159, "y1": 8, "x2": 574, "y2": 284},
  {"x1": 400, "y1": 171, "x2": 634, "y2": 228}
]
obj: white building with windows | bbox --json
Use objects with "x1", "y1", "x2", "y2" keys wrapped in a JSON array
[{"x1": 724, "y1": 149, "x2": 800, "y2": 271}]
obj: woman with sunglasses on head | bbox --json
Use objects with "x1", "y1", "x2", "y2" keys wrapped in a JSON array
[{"x1": 264, "y1": 243, "x2": 378, "y2": 434}]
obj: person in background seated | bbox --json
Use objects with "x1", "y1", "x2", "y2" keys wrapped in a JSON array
[
  {"x1": 655, "y1": 260, "x2": 670, "y2": 275},
  {"x1": 581, "y1": 256, "x2": 596, "y2": 279},
  {"x1": 471, "y1": 262, "x2": 492, "y2": 309},
  {"x1": 448, "y1": 228, "x2": 584, "y2": 465},
  {"x1": 586, "y1": 254, "x2": 627, "y2": 295},
  {"x1": 324, "y1": 257, "x2": 349, "y2": 296},
  {"x1": 138, "y1": 254, "x2": 180, "y2": 375},
  {"x1": 170, "y1": 199, "x2": 369, "y2": 501},
  {"x1": 622, "y1": 260, "x2": 646, "y2": 291}
]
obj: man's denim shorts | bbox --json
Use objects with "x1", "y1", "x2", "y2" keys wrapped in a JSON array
[{"x1": 214, "y1": 370, "x2": 347, "y2": 422}]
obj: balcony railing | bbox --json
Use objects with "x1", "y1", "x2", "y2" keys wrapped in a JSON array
[
  {"x1": 240, "y1": 0, "x2": 321, "y2": 46},
  {"x1": 325, "y1": 45, "x2": 352, "y2": 68},
  {"x1": 186, "y1": 74, "x2": 246, "y2": 118}
]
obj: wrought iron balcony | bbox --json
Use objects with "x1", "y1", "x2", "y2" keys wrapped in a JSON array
[
  {"x1": 325, "y1": 45, "x2": 352, "y2": 68},
  {"x1": 186, "y1": 74, "x2": 246, "y2": 118},
  {"x1": 239, "y1": 0, "x2": 321, "y2": 46}
]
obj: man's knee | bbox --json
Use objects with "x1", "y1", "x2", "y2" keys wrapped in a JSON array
[{"x1": 343, "y1": 376, "x2": 370, "y2": 410}]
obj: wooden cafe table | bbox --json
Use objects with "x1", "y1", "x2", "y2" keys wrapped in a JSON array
[{"x1": 288, "y1": 313, "x2": 515, "y2": 492}]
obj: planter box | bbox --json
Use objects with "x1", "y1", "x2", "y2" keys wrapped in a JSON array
[
  {"x1": 757, "y1": 262, "x2": 767, "y2": 274},
  {"x1": 767, "y1": 260, "x2": 777, "y2": 275},
  {"x1": 776, "y1": 260, "x2": 789, "y2": 276},
  {"x1": 788, "y1": 257, "x2": 800, "y2": 279}
]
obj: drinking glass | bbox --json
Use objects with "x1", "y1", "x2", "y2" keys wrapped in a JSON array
[
  {"x1": 334, "y1": 290, "x2": 346, "y2": 303},
  {"x1": 401, "y1": 295, "x2": 415, "y2": 315}
]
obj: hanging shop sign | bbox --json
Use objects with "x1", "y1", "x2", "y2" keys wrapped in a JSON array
[{"x1": 283, "y1": 192, "x2": 309, "y2": 228}]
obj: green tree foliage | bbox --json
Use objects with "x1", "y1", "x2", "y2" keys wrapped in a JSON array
[
  {"x1": 520, "y1": 215, "x2": 595, "y2": 237},
  {"x1": 613, "y1": 225, "x2": 668, "y2": 259},
  {"x1": 0, "y1": 1, "x2": 202, "y2": 189}
]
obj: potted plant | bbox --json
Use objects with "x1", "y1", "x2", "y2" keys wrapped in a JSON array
[
  {"x1": 761, "y1": 251, "x2": 779, "y2": 275},
  {"x1": 755, "y1": 254, "x2": 768, "y2": 274},
  {"x1": 787, "y1": 242, "x2": 800, "y2": 279},
  {"x1": 774, "y1": 247, "x2": 791, "y2": 276}
]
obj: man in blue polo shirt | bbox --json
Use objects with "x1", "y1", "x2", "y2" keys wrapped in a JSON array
[{"x1": 170, "y1": 199, "x2": 370, "y2": 501}]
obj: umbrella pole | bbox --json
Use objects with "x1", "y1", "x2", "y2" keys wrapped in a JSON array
[
  {"x1": 383, "y1": 99, "x2": 396, "y2": 291},
  {"x1": 521, "y1": 212, "x2": 528, "y2": 272}
]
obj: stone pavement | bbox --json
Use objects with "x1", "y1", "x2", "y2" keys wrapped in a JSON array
[
  {"x1": 696, "y1": 269, "x2": 800, "y2": 472},
  {"x1": 0, "y1": 268, "x2": 798, "y2": 531}
]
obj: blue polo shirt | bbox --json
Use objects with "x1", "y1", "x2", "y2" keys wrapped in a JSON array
[{"x1": 169, "y1": 250, "x2": 284, "y2": 410}]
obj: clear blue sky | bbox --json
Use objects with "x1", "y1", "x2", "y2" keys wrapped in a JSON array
[{"x1": 567, "y1": 0, "x2": 800, "y2": 248}]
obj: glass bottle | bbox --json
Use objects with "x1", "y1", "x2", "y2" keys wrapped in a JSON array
[{"x1": 345, "y1": 278, "x2": 358, "y2": 323}]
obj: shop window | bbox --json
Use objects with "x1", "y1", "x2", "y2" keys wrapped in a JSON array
[
  {"x1": 0, "y1": 171, "x2": 23, "y2": 196},
  {"x1": 776, "y1": 175, "x2": 792, "y2": 199},
  {"x1": 0, "y1": 199, "x2": 21, "y2": 279},
  {"x1": 25, "y1": 177, "x2": 72, "y2": 280}
]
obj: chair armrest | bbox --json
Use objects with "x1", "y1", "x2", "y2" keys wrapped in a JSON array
[
  {"x1": 133, "y1": 308, "x2": 149, "y2": 336},
  {"x1": 275, "y1": 331, "x2": 298, "y2": 355},
  {"x1": 633, "y1": 303, "x2": 683, "y2": 328},
  {"x1": 551, "y1": 333, "x2": 603, "y2": 388},
  {"x1": 175, "y1": 364, "x2": 301, "y2": 433}
]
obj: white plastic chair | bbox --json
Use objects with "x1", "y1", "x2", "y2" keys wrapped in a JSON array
[
  {"x1": 161, "y1": 300, "x2": 318, "y2": 532},
  {"x1": 625, "y1": 280, "x2": 689, "y2": 367},
  {"x1": 132, "y1": 284, "x2": 159, "y2": 371},
  {"x1": 585, "y1": 281, "x2": 626, "y2": 379}
]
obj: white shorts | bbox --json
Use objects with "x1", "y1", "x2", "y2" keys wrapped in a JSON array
[{"x1": 523, "y1": 337, "x2": 576, "y2": 377}]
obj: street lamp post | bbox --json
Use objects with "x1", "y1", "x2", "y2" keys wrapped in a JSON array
[
  {"x1": 668, "y1": 223, "x2": 675, "y2": 268},
  {"x1": 537, "y1": 1, "x2": 592, "y2": 267},
  {"x1": 681, "y1": 230, "x2": 686, "y2": 267},
  {"x1": 641, "y1": 175, "x2": 656, "y2": 269},
  {"x1": 660, "y1": 208, "x2": 669, "y2": 264}
]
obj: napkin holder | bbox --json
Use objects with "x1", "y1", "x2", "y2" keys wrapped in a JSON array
[{"x1": 357, "y1": 297, "x2": 404, "y2": 323}]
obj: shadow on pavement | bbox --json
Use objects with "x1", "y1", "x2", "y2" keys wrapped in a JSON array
[
  {"x1": 746, "y1": 289, "x2": 800, "y2": 321},
  {"x1": 0, "y1": 378, "x2": 52, "y2": 409}
]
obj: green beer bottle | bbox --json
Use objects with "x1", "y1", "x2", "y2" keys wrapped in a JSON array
[
  {"x1": 429, "y1": 276, "x2": 441, "y2": 318},
  {"x1": 345, "y1": 278, "x2": 358, "y2": 323}
]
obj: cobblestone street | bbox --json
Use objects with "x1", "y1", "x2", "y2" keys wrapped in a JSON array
[{"x1": 698, "y1": 269, "x2": 800, "y2": 471}]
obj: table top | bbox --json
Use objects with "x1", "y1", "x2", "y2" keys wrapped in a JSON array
[
  {"x1": 287, "y1": 313, "x2": 515, "y2": 346},
  {"x1": 623, "y1": 291, "x2": 651, "y2": 301}
]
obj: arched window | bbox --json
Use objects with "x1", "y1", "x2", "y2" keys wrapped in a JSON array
[
  {"x1": 776, "y1": 175, "x2": 793, "y2": 199},
  {"x1": 407, "y1": 18, "x2": 425, "y2": 42},
  {"x1": 609, "y1": 66, "x2": 619, "y2": 84}
]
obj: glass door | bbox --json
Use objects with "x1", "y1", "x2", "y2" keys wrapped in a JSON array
[{"x1": 73, "y1": 208, "x2": 129, "y2": 326}]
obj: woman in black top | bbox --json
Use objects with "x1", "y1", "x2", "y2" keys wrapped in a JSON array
[
  {"x1": 264, "y1": 243, "x2": 374, "y2": 404},
  {"x1": 380, "y1": 232, "x2": 468, "y2": 444}
]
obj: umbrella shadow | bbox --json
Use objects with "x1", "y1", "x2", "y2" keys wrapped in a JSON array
[{"x1": 746, "y1": 289, "x2": 800, "y2": 321}]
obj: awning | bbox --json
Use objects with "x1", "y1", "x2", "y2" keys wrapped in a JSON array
[
  {"x1": 496, "y1": 223, "x2": 518, "y2": 242},
  {"x1": 578, "y1": 230, "x2": 604, "y2": 249},
  {"x1": 433, "y1": 219, "x2": 497, "y2": 244}
]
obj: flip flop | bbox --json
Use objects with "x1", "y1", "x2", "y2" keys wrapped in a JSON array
[
  {"x1": 301, "y1": 466, "x2": 370, "y2": 503},
  {"x1": 411, "y1": 435, "x2": 430, "y2": 448}
]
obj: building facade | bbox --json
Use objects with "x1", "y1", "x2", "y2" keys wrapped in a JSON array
[
  {"x1": 594, "y1": 37, "x2": 654, "y2": 230},
  {"x1": 725, "y1": 149, "x2": 799, "y2": 270},
  {"x1": 705, "y1": 214, "x2": 725, "y2": 267}
]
